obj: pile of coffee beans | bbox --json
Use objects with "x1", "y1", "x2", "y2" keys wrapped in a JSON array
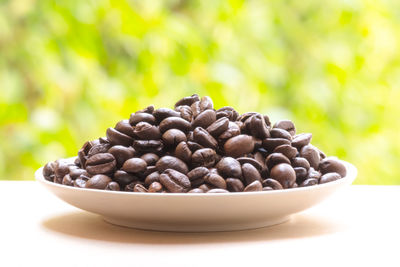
[{"x1": 43, "y1": 94, "x2": 347, "y2": 193}]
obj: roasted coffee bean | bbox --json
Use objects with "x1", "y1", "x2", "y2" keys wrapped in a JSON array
[
  {"x1": 188, "y1": 167, "x2": 209, "y2": 187},
  {"x1": 199, "y1": 96, "x2": 213, "y2": 111},
  {"x1": 159, "y1": 117, "x2": 192, "y2": 133},
  {"x1": 320, "y1": 172, "x2": 341, "y2": 184},
  {"x1": 273, "y1": 120, "x2": 296, "y2": 136},
  {"x1": 191, "y1": 148, "x2": 216, "y2": 168},
  {"x1": 175, "y1": 94, "x2": 200, "y2": 107},
  {"x1": 273, "y1": 144, "x2": 297, "y2": 159},
  {"x1": 292, "y1": 133, "x2": 312, "y2": 149},
  {"x1": 124, "y1": 181, "x2": 144, "y2": 192},
  {"x1": 140, "y1": 153, "x2": 160, "y2": 166},
  {"x1": 188, "y1": 188, "x2": 205, "y2": 193},
  {"x1": 270, "y1": 128, "x2": 292, "y2": 141},
  {"x1": 162, "y1": 129, "x2": 187, "y2": 147},
  {"x1": 226, "y1": 178, "x2": 244, "y2": 192},
  {"x1": 270, "y1": 163, "x2": 296, "y2": 189},
  {"x1": 262, "y1": 178, "x2": 283, "y2": 190},
  {"x1": 187, "y1": 141, "x2": 204, "y2": 152},
  {"x1": 199, "y1": 183, "x2": 213, "y2": 192},
  {"x1": 236, "y1": 157, "x2": 263, "y2": 172},
  {"x1": 106, "y1": 127, "x2": 133, "y2": 147},
  {"x1": 153, "y1": 108, "x2": 181, "y2": 122},
  {"x1": 148, "y1": 182, "x2": 163, "y2": 192},
  {"x1": 85, "y1": 175, "x2": 112, "y2": 189},
  {"x1": 134, "y1": 184, "x2": 148, "y2": 193},
  {"x1": 133, "y1": 140, "x2": 163, "y2": 153},
  {"x1": 159, "y1": 169, "x2": 191, "y2": 193},
  {"x1": 206, "y1": 117, "x2": 229, "y2": 138},
  {"x1": 74, "y1": 177, "x2": 88, "y2": 188},
  {"x1": 143, "y1": 165, "x2": 158, "y2": 177},
  {"x1": 137, "y1": 105, "x2": 154, "y2": 114},
  {"x1": 121, "y1": 158, "x2": 147, "y2": 173},
  {"x1": 248, "y1": 114, "x2": 270, "y2": 139},
  {"x1": 319, "y1": 149, "x2": 327, "y2": 159},
  {"x1": 134, "y1": 122, "x2": 161, "y2": 140},
  {"x1": 294, "y1": 167, "x2": 308, "y2": 182},
  {"x1": 144, "y1": 171, "x2": 160, "y2": 187},
  {"x1": 53, "y1": 161, "x2": 71, "y2": 184},
  {"x1": 129, "y1": 112, "x2": 156, "y2": 126},
  {"x1": 43, "y1": 161, "x2": 56, "y2": 181},
  {"x1": 224, "y1": 135, "x2": 255, "y2": 158},
  {"x1": 85, "y1": 153, "x2": 116, "y2": 175},
  {"x1": 108, "y1": 145, "x2": 136, "y2": 168},
  {"x1": 175, "y1": 141, "x2": 192, "y2": 163},
  {"x1": 114, "y1": 170, "x2": 139, "y2": 187},
  {"x1": 62, "y1": 174, "x2": 74, "y2": 186},
  {"x1": 300, "y1": 145, "x2": 320, "y2": 169},
  {"x1": 244, "y1": 180, "x2": 263, "y2": 192},
  {"x1": 242, "y1": 163, "x2": 262, "y2": 185},
  {"x1": 238, "y1": 112, "x2": 257, "y2": 123},
  {"x1": 263, "y1": 186, "x2": 273, "y2": 191},
  {"x1": 156, "y1": 156, "x2": 189, "y2": 174},
  {"x1": 193, "y1": 127, "x2": 218, "y2": 149},
  {"x1": 292, "y1": 183, "x2": 298, "y2": 188},
  {"x1": 105, "y1": 181, "x2": 120, "y2": 191},
  {"x1": 115, "y1": 120, "x2": 135, "y2": 138},
  {"x1": 291, "y1": 157, "x2": 310, "y2": 170},
  {"x1": 216, "y1": 106, "x2": 239, "y2": 121},
  {"x1": 175, "y1": 105, "x2": 193, "y2": 122},
  {"x1": 300, "y1": 178, "x2": 318, "y2": 187},
  {"x1": 216, "y1": 157, "x2": 242, "y2": 178},
  {"x1": 218, "y1": 122, "x2": 241, "y2": 142},
  {"x1": 87, "y1": 142, "x2": 112, "y2": 158},
  {"x1": 192, "y1": 109, "x2": 216, "y2": 128},
  {"x1": 204, "y1": 173, "x2": 227, "y2": 189},
  {"x1": 308, "y1": 167, "x2": 321, "y2": 180},
  {"x1": 262, "y1": 138, "x2": 291, "y2": 152},
  {"x1": 265, "y1": 153, "x2": 291, "y2": 170},
  {"x1": 319, "y1": 157, "x2": 347, "y2": 178},
  {"x1": 69, "y1": 168, "x2": 86, "y2": 180},
  {"x1": 207, "y1": 188, "x2": 229, "y2": 193}
]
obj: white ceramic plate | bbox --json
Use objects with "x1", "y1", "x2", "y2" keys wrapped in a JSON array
[{"x1": 35, "y1": 158, "x2": 357, "y2": 232}]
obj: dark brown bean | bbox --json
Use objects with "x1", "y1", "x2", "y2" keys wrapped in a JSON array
[
  {"x1": 273, "y1": 120, "x2": 296, "y2": 136},
  {"x1": 144, "y1": 171, "x2": 160, "y2": 187},
  {"x1": 159, "y1": 169, "x2": 191, "y2": 193},
  {"x1": 216, "y1": 106, "x2": 239, "y2": 121},
  {"x1": 216, "y1": 157, "x2": 242, "y2": 178},
  {"x1": 192, "y1": 109, "x2": 216, "y2": 128},
  {"x1": 105, "y1": 181, "x2": 120, "y2": 191},
  {"x1": 319, "y1": 157, "x2": 347, "y2": 178},
  {"x1": 270, "y1": 128, "x2": 292, "y2": 141},
  {"x1": 204, "y1": 173, "x2": 227, "y2": 189},
  {"x1": 129, "y1": 112, "x2": 156, "y2": 126},
  {"x1": 206, "y1": 117, "x2": 229, "y2": 137},
  {"x1": 273, "y1": 144, "x2": 297, "y2": 159},
  {"x1": 114, "y1": 170, "x2": 139, "y2": 187},
  {"x1": 291, "y1": 157, "x2": 311, "y2": 170},
  {"x1": 175, "y1": 94, "x2": 200, "y2": 107},
  {"x1": 121, "y1": 158, "x2": 147, "y2": 173},
  {"x1": 148, "y1": 182, "x2": 163, "y2": 192},
  {"x1": 175, "y1": 141, "x2": 192, "y2": 163},
  {"x1": 162, "y1": 129, "x2": 187, "y2": 147},
  {"x1": 187, "y1": 167, "x2": 209, "y2": 187},
  {"x1": 108, "y1": 145, "x2": 136, "y2": 168},
  {"x1": 224, "y1": 135, "x2": 255, "y2": 158},
  {"x1": 300, "y1": 145, "x2": 320, "y2": 169},
  {"x1": 133, "y1": 140, "x2": 163, "y2": 153},
  {"x1": 159, "y1": 117, "x2": 192, "y2": 133},
  {"x1": 270, "y1": 163, "x2": 296, "y2": 189},
  {"x1": 292, "y1": 133, "x2": 312, "y2": 149},
  {"x1": 244, "y1": 180, "x2": 263, "y2": 192},
  {"x1": 134, "y1": 184, "x2": 148, "y2": 193},
  {"x1": 262, "y1": 138, "x2": 291, "y2": 152},
  {"x1": 153, "y1": 108, "x2": 181, "y2": 122},
  {"x1": 106, "y1": 127, "x2": 133, "y2": 147},
  {"x1": 134, "y1": 122, "x2": 161, "y2": 140},
  {"x1": 320, "y1": 172, "x2": 341, "y2": 184},
  {"x1": 300, "y1": 178, "x2": 318, "y2": 187},
  {"x1": 248, "y1": 114, "x2": 270, "y2": 139},
  {"x1": 85, "y1": 153, "x2": 116, "y2": 175},
  {"x1": 156, "y1": 156, "x2": 189, "y2": 174},
  {"x1": 265, "y1": 153, "x2": 291, "y2": 170},
  {"x1": 207, "y1": 188, "x2": 229, "y2": 193},
  {"x1": 262, "y1": 178, "x2": 283, "y2": 190},
  {"x1": 193, "y1": 127, "x2": 218, "y2": 149},
  {"x1": 85, "y1": 175, "x2": 112, "y2": 189},
  {"x1": 226, "y1": 178, "x2": 245, "y2": 192}
]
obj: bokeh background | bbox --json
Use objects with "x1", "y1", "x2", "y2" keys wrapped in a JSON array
[{"x1": 1, "y1": 0, "x2": 399, "y2": 183}]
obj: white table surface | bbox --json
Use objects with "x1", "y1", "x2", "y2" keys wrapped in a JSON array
[{"x1": 0, "y1": 182, "x2": 399, "y2": 267}]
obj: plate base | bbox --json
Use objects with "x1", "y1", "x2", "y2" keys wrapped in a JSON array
[{"x1": 102, "y1": 216, "x2": 291, "y2": 232}]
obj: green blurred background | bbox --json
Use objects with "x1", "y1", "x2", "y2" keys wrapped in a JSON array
[{"x1": 0, "y1": 0, "x2": 399, "y2": 184}]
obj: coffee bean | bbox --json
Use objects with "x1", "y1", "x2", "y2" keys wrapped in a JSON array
[
  {"x1": 191, "y1": 148, "x2": 216, "y2": 168},
  {"x1": 226, "y1": 178, "x2": 244, "y2": 192},
  {"x1": 162, "y1": 129, "x2": 187, "y2": 147},
  {"x1": 87, "y1": 142, "x2": 112, "y2": 158},
  {"x1": 114, "y1": 170, "x2": 139, "y2": 187},
  {"x1": 262, "y1": 178, "x2": 283, "y2": 190},
  {"x1": 300, "y1": 145, "x2": 320, "y2": 169},
  {"x1": 175, "y1": 94, "x2": 200, "y2": 107},
  {"x1": 133, "y1": 122, "x2": 161, "y2": 140},
  {"x1": 292, "y1": 133, "x2": 312, "y2": 149},
  {"x1": 262, "y1": 138, "x2": 291, "y2": 152},
  {"x1": 85, "y1": 175, "x2": 112, "y2": 189},
  {"x1": 156, "y1": 156, "x2": 189, "y2": 174},
  {"x1": 300, "y1": 178, "x2": 318, "y2": 187},
  {"x1": 129, "y1": 112, "x2": 156, "y2": 126},
  {"x1": 115, "y1": 120, "x2": 136, "y2": 138},
  {"x1": 270, "y1": 163, "x2": 296, "y2": 189},
  {"x1": 140, "y1": 153, "x2": 159, "y2": 166},
  {"x1": 62, "y1": 174, "x2": 74, "y2": 186},
  {"x1": 108, "y1": 145, "x2": 135, "y2": 168},
  {"x1": 69, "y1": 168, "x2": 86, "y2": 180},
  {"x1": 263, "y1": 186, "x2": 273, "y2": 191},
  {"x1": 159, "y1": 117, "x2": 192, "y2": 133},
  {"x1": 85, "y1": 153, "x2": 116, "y2": 175},
  {"x1": 187, "y1": 141, "x2": 204, "y2": 152},
  {"x1": 124, "y1": 181, "x2": 144, "y2": 192},
  {"x1": 319, "y1": 157, "x2": 347, "y2": 178},
  {"x1": 224, "y1": 135, "x2": 255, "y2": 158},
  {"x1": 273, "y1": 144, "x2": 297, "y2": 159},
  {"x1": 133, "y1": 140, "x2": 163, "y2": 153},
  {"x1": 291, "y1": 157, "x2": 310, "y2": 170},
  {"x1": 121, "y1": 158, "x2": 147, "y2": 173},
  {"x1": 153, "y1": 108, "x2": 181, "y2": 123},
  {"x1": 159, "y1": 169, "x2": 191, "y2": 193},
  {"x1": 137, "y1": 105, "x2": 154, "y2": 114},
  {"x1": 216, "y1": 106, "x2": 239, "y2": 121},
  {"x1": 270, "y1": 128, "x2": 292, "y2": 141},
  {"x1": 187, "y1": 167, "x2": 209, "y2": 187},
  {"x1": 148, "y1": 182, "x2": 163, "y2": 192},
  {"x1": 134, "y1": 184, "x2": 148, "y2": 193},
  {"x1": 188, "y1": 188, "x2": 205, "y2": 193},
  {"x1": 105, "y1": 181, "x2": 120, "y2": 191},
  {"x1": 206, "y1": 117, "x2": 229, "y2": 137},
  {"x1": 43, "y1": 161, "x2": 56, "y2": 182},
  {"x1": 241, "y1": 163, "x2": 262, "y2": 186},
  {"x1": 106, "y1": 127, "x2": 133, "y2": 147},
  {"x1": 204, "y1": 173, "x2": 227, "y2": 189},
  {"x1": 273, "y1": 120, "x2": 296, "y2": 136},
  {"x1": 144, "y1": 171, "x2": 160, "y2": 187},
  {"x1": 248, "y1": 114, "x2": 270, "y2": 139},
  {"x1": 308, "y1": 167, "x2": 321, "y2": 180},
  {"x1": 218, "y1": 122, "x2": 241, "y2": 142},
  {"x1": 216, "y1": 157, "x2": 242, "y2": 178},
  {"x1": 244, "y1": 180, "x2": 263, "y2": 192},
  {"x1": 175, "y1": 141, "x2": 192, "y2": 163},
  {"x1": 74, "y1": 177, "x2": 88, "y2": 188},
  {"x1": 175, "y1": 105, "x2": 193, "y2": 122},
  {"x1": 236, "y1": 157, "x2": 263, "y2": 172},
  {"x1": 199, "y1": 183, "x2": 213, "y2": 192},
  {"x1": 192, "y1": 109, "x2": 216, "y2": 128},
  {"x1": 193, "y1": 127, "x2": 218, "y2": 149},
  {"x1": 265, "y1": 153, "x2": 291, "y2": 170},
  {"x1": 320, "y1": 172, "x2": 341, "y2": 184},
  {"x1": 143, "y1": 165, "x2": 158, "y2": 177},
  {"x1": 207, "y1": 188, "x2": 229, "y2": 193},
  {"x1": 294, "y1": 167, "x2": 308, "y2": 182}
]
